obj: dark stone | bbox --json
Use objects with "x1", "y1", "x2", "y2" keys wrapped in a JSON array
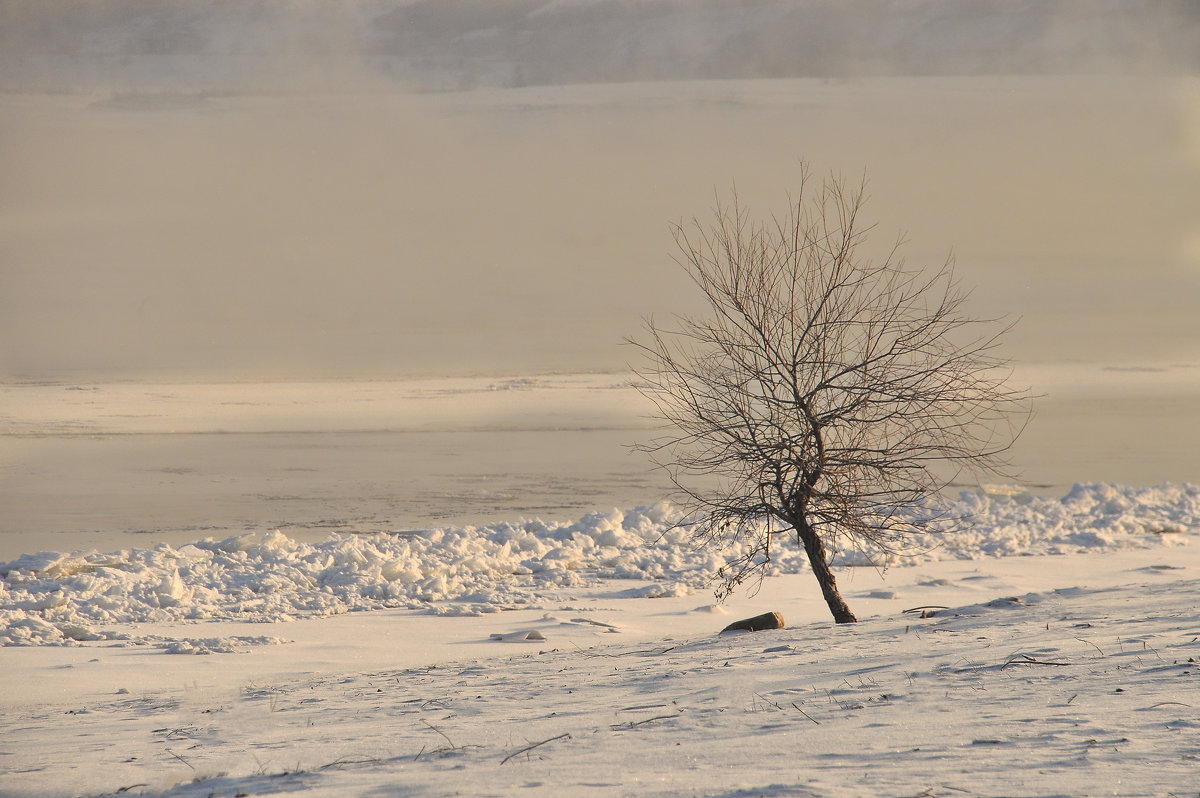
[{"x1": 720, "y1": 611, "x2": 785, "y2": 633}]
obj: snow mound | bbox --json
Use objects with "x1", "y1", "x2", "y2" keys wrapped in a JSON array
[
  {"x1": 915, "y1": 482, "x2": 1200, "y2": 558},
  {"x1": 2, "y1": 484, "x2": 1196, "y2": 646}
]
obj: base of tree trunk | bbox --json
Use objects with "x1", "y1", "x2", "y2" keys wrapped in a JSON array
[
  {"x1": 720, "y1": 611, "x2": 785, "y2": 633},
  {"x1": 795, "y1": 519, "x2": 858, "y2": 623}
]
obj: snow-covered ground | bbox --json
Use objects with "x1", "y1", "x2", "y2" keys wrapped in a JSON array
[{"x1": 2, "y1": 494, "x2": 1198, "y2": 797}]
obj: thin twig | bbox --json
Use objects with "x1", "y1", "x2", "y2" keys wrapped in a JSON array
[
  {"x1": 611, "y1": 715, "x2": 676, "y2": 730},
  {"x1": 571, "y1": 641, "x2": 677, "y2": 658},
  {"x1": 422, "y1": 719, "x2": 457, "y2": 750},
  {"x1": 500, "y1": 732, "x2": 571, "y2": 765},
  {"x1": 1001, "y1": 654, "x2": 1069, "y2": 669},
  {"x1": 317, "y1": 756, "x2": 384, "y2": 771},
  {"x1": 792, "y1": 702, "x2": 820, "y2": 724},
  {"x1": 754, "y1": 692, "x2": 783, "y2": 711},
  {"x1": 164, "y1": 749, "x2": 194, "y2": 772},
  {"x1": 902, "y1": 605, "x2": 949, "y2": 615}
]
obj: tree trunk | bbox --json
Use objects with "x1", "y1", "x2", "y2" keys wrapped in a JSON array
[{"x1": 795, "y1": 518, "x2": 857, "y2": 624}]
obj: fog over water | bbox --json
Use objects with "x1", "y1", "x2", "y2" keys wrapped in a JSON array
[
  {"x1": 2, "y1": 0, "x2": 1199, "y2": 380},
  {"x1": 2, "y1": 1, "x2": 1199, "y2": 554},
  {"x1": 5, "y1": 77, "x2": 1199, "y2": 378}
]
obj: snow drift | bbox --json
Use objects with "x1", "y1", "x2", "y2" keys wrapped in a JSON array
[{"x1": 2, "y1": 483, "x2": 1195, "y2": 647}]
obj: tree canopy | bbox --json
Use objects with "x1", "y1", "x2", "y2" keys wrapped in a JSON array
[{"x1": 632, "y1": 169, "x2": 1029, "y2": 622}]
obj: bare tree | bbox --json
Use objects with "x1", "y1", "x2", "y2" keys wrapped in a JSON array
[{"x1": 631, "y1": 169, "x2": 1029, "y2": 624}]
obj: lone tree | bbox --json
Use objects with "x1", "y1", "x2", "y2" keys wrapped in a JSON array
[{"x1": 631, "y1": 169, "x2": 1029, "y2": 623}]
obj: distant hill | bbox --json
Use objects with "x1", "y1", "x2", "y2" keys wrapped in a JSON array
[{"x1": 2, "y1": 0, "x2": 1198, "y2": 92}]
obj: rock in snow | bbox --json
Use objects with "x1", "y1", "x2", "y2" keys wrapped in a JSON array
[{"x1": 720, "y1": 611, "x2": 786, "y2": 633}]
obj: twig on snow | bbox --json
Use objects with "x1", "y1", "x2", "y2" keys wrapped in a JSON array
[
  {"x1": 500, "y1": 732, "x2": 571, "y2": 764},
  {"x1": 902, "y1": 605, "x2": 949, "y2": 615},
  {"x1": 164, "y1": 749, "x2": 195, "y2": 772},
  {"x1": 422, "y1": 719, "x2": 457, "y2": 750},
  {"x1": 571, "y1": 642, "x2": 677, "y2": 658},
  {"x1": 317, "y1": 756, "x2": 384, "y2": 771},
  {"x1": 611, "y1": 715, "x2": 676, "y2": 730},
  {"x1": 791, "y1": 702, "x2": 820, "y2": 725},
  {"x1": 1001, "y1": 653, "x2": 1069, "y2": 669},
  {"x1": 754, "y1": 692, "x2": 783, "y2": 711}
]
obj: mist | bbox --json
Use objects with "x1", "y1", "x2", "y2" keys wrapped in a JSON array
[
  {"x1": 3, "y1": 0, "x2": 1198, "y2": 93},
  {"x1": 2, "y1": 0, "x2": 1199, "y2": 382}
]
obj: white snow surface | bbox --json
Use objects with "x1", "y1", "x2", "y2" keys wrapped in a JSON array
[
  {"x1": 2, "y1": 517, "x2": 1198, "y2": 797},
  {"x1": 3, "y1": 483, "x2": 1197, "y2": 649}
]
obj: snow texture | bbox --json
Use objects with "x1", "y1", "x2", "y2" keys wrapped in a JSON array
[
  {"x1": 2, "y1": 483, "x2": 1196, "y2": 648},
  {"x1": 3, "y1": 554, "x2": 1198, "y2": 797}
]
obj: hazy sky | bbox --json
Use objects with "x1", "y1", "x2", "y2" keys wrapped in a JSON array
[{"x1": 2, "y1": 1, "x2": 1199, "y2": 381}]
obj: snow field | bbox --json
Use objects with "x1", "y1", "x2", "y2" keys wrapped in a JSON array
[
  {"x1": 2, "y1": 483, "x2": 1198, "y2": 795},
  {"x1": 3, "y1": 564, "x2": 1197, "y2": 797}
]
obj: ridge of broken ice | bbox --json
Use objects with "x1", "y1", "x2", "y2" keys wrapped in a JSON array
[{"x1": 2, "y1": 482, "x2": 1196, "y2": 646}]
